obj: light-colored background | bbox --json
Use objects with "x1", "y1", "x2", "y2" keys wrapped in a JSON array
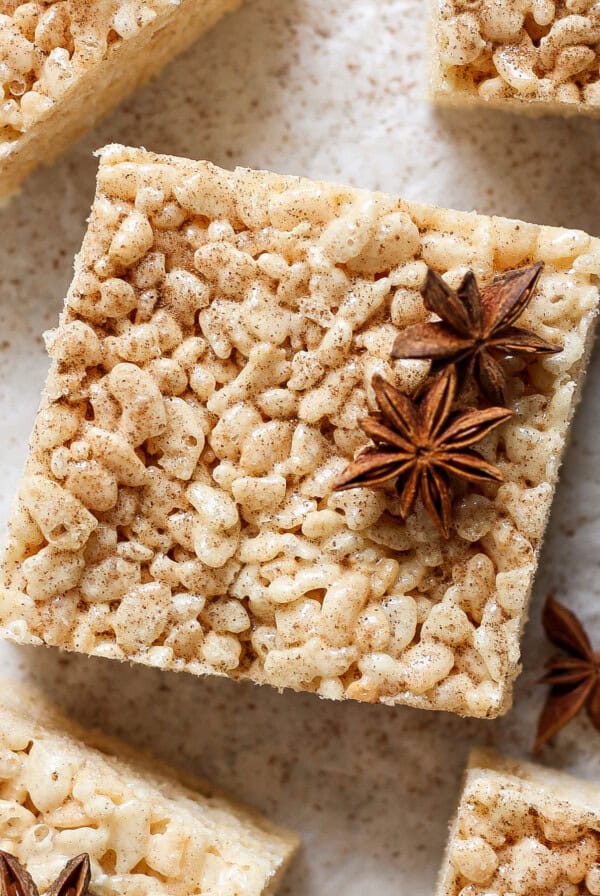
[{"x1": 1, "y1": 1, "x2": 600, "y2": 892}]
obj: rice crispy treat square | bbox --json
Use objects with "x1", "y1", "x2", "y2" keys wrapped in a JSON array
[
  {"x1": 1, "y1": 144, "x2": 599, "y2": 719},
  {"x1": 437, "y1": 749, "x2": 600, "y2": 895},
  {"x1": 431, "y1": 0, "x2": 600, "y2": 117},
  {"x1": 0, "y1": 682, "x2": 298, "y2": 895},
  {"x1": 0, "y1": 0, "x2": 242, "y2": 203}
]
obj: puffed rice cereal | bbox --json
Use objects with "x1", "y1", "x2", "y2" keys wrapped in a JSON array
[
  {"x1": 431, "y1": 0, "x2": 600, "y2": 116},
  {"x1": 1, "y1": 144, "x2": 599, "y2": 719},
  {"x1": 0, "y1": 0, "x2": 242, "y2": 203},
  {"x1": 437, "y1": 749, "x2": 600, "y2": 896},
  {"x1": 0, "y1": 682, "x2": 298, "y2": 895}
]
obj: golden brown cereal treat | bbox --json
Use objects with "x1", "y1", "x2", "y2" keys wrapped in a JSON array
[
  {"x1": 1, "y1": 144, "x2": 599, "y2": 719},
  {"x1": 0, "y1": 682, "x2": 298, "y2": 895},
  {"x1": 437, "y1": 749, "x2": 600, "y2": 896},
  {"x1": 431, "y1": 0, "x2": 600, "y2": 117},
  {"x1": 0, "y1": 0, "x2": 242, "y2": 203}
]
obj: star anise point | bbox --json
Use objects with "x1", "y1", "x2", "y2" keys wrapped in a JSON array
[{"x1": 0, "y1": 853, "x2": 91, "y2": 896}]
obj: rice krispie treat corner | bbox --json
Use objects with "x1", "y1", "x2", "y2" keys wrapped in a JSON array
[
  {"x1": 0, "y1": 683, "x2": 298, "y2": 896},
  {"x1": 1, "y1": 144, "x2": 599, "y2": 720},
  {"x1": 431, "y1": 0, "x2": 600, "y2": 117},
  {"x1": 437, "y1": 750, "x2": 600, "y2": 896},
  {"x1": 0, "y1": 0, "x2": 242, "y2": 203}
]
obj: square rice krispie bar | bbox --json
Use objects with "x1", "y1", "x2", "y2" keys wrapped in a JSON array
[
  {"x1": 431, "y1": 0, "x2": 600, "y2": 117},
  {"x1": 437, "y1": 749, "x2": 600, "y2": 895},
  {"x1": 0, "y1": 682, "x2": 298, "y2": 895},
  {"x1": 0, "y1": 0, "x2": 242, "y2": 203},
  {"x1": 1, "y1": 144, "x2": 599, "y2": 719}
]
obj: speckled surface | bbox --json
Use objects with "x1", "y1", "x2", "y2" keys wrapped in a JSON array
[{"x1": 1, "y1": 1, "x2": 600, "y2": 893}]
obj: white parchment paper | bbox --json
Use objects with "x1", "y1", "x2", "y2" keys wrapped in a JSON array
[{"x1": 1, "y1": 2, "x2": 600, "y2": 893}]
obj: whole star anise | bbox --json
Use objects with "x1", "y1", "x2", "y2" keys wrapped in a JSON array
[
  {"x1": 391, "y1": 262, "x2": 561, "y2": 405},
  {"x1": 535, "y1": 595, "x2": 600, "y2": 753},
  {"x1": 334, "y1": 366, "x2": 512, "y2": 538},
  {"x1": 0, "y1": 852, "x2": 90, "y2": 896}
]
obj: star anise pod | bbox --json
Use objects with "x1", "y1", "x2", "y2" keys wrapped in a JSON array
[
  {"x1": 391, "y1": 262, "x2": 561, "y2": 405},
  {"x1": 535, "y1": 595, "x2": 600, "y2": 753},
  {"x1": 334, "y1": 366, "x2": 512, "y2": 538},
  {"x1": 0, "y1": 853, "x2": 90, "y2": 896}
]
